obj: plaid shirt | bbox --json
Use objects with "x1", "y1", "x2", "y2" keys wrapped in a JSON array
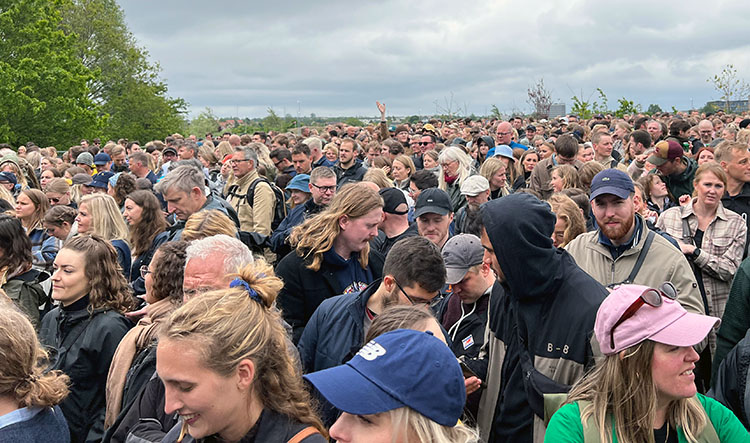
[{"x1": 656, "y1": 199, "x2": 747, "y2": 322}]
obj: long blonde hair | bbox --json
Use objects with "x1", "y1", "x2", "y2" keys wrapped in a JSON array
[
  {"x1": 79, "y1": 194, "x2": 128, "y2": 241},
  {"x1": 566, "y1": 340, "x2": 707, "y2": 443},
  {"x1": 0, "y1": 302, "x2": 69, "y2": 408},
  {"x1": 290, "y1": 183, "x2": 383, "y2": 271},
  {"x1": 389, "y1": 407, "x2": 479, "y2": 443},
  {"x1": 161, "y1": 260, "x2": 327, "y2": 438}
]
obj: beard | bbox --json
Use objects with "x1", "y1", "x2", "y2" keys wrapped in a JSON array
[{"x1": 599, "y1": 215, "x2": 635, "y2": 242}]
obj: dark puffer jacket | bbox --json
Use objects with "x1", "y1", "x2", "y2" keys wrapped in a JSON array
[
  {"x1": 40, "y1": 298, "x2": 131, "y2": 443},
  {"x1": 709, "y1": 328, "x2": 750, "y2": 430}
]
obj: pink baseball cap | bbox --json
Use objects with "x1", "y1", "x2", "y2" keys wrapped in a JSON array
[{"x1": 595, "y1": 284, "x2": 720, "y2": 355}]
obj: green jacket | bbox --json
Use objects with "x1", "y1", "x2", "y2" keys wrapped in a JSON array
[
  {"x1": 662, "y1": 157, "x2": 697, "y2": 200},
  {"x1": 545, "y1": 394, "x2": 748, "y2": 442}
]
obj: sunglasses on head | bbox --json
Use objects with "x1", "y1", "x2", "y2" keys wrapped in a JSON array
[{"x1": 609, "y1": 282, "x2": 677, "y2": 350}]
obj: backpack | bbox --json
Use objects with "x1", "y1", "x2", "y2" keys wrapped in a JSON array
[{"x1": 226, "y1": 177, "x2": 287, "y2": 231}]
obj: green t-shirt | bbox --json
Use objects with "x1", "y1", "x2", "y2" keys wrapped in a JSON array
[{"x1": 544, "y1": 394, "x2": 750, "y2": 442}]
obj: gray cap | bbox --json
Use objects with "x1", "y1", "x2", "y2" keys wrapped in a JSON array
[
  {"x1": 76, "y1": 152, "x2": 94, "y2": 167},
  {"x1": 441, "y1": 234, "x2": 484, "y2": 285},
  {"x1": 460, "y1": 175, "x2": 490, "y2": 196},
  {"x1": 71, "y1": 173, "x2": 92, "y2": 185}
]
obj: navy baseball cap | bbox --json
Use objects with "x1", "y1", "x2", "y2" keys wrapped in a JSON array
[
  {"x1": 87, "y1": 171, "x2": 114, "y2": 189},
  {"x1": 589, "y1": 169, "x2": 634, "y2": 201},
  {"x1": 304, "y1": 329, "x2": 465, "y2": 427},
  {"x1": 94, "y1": 153, "x2": 111, "y2": 166},
  {"x1": 0, "y1": 171, "x2": 17, "y2": 185}
]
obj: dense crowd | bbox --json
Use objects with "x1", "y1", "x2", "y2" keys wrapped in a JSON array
[{"x1": 2, "y1": 103, "x2": 750, "y2": 442}]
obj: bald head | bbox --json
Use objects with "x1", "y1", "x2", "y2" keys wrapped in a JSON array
[
  {"x1": 495, "y1": 121, "x2": 513, "y2": 145},
  {"x1": 228, "y1": 134, "x2": 241, "y2": 147},
  {"x1": 698, "y1": 120, "x2": 714, "y2": 143}
]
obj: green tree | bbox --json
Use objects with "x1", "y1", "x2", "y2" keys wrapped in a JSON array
[
  {"x1": 188, "y1": 108, "x2": 221, "y2": 137},
  {"x1": 707, "y1": 64, "x2": 750, "y2": 112},
  {"x1": 647, "y1": 104, "x2": 663, "y2": 115},
  {"x1": 593, "y1": 88, "x2": 609, "y2": 114},
  {"x1": 60, "y1": 0, "x2": 186, "y2": 141},
  {"x1": 405, "y1": 115, "x2": 420, "y2": 124},
  {"x1": 614, "y1": 98, "x2": 639, "y2": 118},
  {"x1": 343, "y1": 117, "x2": 365, "y2": 127},
  {"x1": 570, "y1": 95, "x2": 593, "y2": 120},
  {"x1": 0, "y1": 0, "x2": 103, "y2": 147},
  {"x1": 489, "y1": 105, "x2": 502, "y2": 119}
]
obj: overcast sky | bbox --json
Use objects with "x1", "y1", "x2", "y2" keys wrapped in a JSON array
[{"x1": 119, "y1": 0, "x2": 750, "y2": 119}]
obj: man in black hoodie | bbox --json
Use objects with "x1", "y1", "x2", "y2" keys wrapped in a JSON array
[{"x1": 475, "y1": 194, "x2": 607, "y2": 443}]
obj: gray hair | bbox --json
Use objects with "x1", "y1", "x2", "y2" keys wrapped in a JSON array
[
  {"x1": 303, "y1": 137, "x2": 323, "y2": 152},
  {"x1": 185, "y1": 234, "x2": 254, "y2": 276},
  {"x1": 237, "y1": 146, "x2": 259, "y2": 168},
  {"x1": 155, "y1": 165, "x2": 205, "y2": 195}
]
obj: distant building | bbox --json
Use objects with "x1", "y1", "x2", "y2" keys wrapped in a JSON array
[
  {"x1": 706, "y1": 99, "x2": 749, "y2": 113},
  {"x1": 549, "y1": 103, "x2": 566, "y2": 118}
]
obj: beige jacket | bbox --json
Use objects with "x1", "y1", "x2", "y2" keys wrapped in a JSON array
[
  {"x1": 225, "y1": 169, "x2": 275, "y2": 236},
  {"x1": 565, "y1": 220, "x2": 705, "y2": 316}
]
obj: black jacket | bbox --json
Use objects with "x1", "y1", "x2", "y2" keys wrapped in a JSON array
[
  {"x1": 436, "y1": 290, "x2": 489, "y2": 360},
  {"x1": 476, "y1": 194, "x2": 607, "y2": 443},
  {"x1": 709, "y1": 328, "x2": 750, "y2": 430},
  {"x1": 161, "y1": 408, "x2": 325, "y2": 443},
  {"x1": 369, "y1": 223, "x2": 419, "y2": 257},
  {"x1": 130, "y1": 231, "x2": 169, "y2": 295},
  {"x1": 270, "y1": 198, "x2": 324, "y2": 258},
  {"x1": 40, "y1": 299, "x2": 132, "y2": 443},
  {"x1": 723, "y1": 182, "x2": 750, "y2": 259},
  {"x1": 333, "y1": 160, "x2": 366, "y2": 188},
  {"x1": 275, "y1": 248, "x2": 384, "y2": 344}
]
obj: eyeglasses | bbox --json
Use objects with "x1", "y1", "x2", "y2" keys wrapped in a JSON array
[
  {"x1": 311, "y1": 183, "x2": 336, "y2": 193},
  {"x1": 229, "y1": 159, "x2": 250, "y2": 165},
  {"x1": 393, "y1": 278, "x2": 438, "y2": 308},
  {"x1": 609, "y1": 282, "x2": 677, "y2": 350},
  {"x1": 140, "y1": 265, "x2": 152, "y2": 279},
  {"x1": 496, "y1": 131, "x2": 512, "y2": 137}
]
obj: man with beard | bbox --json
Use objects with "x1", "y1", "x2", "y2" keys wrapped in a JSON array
[{"x1": 565, "y1": 169, "x2": 703, "y2": 315}]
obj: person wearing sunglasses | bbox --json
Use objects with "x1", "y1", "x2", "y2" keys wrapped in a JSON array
[
  {"x1": 297, "y1": 236, "x2": 446, "y2": 425},
  {"x1": 546, "y1": 284, "x2": 747, "y2": 443}
]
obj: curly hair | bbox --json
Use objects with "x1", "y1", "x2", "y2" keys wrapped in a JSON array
[
  {"x1": 162, "y1": 260, "x2": 327, "y2": 438},
  {"x1": 289, "y1": 183, "x2": 383, "y2": 272},
  {"x1": 149, "y1": 241, "x2": 188, "y2": 304},
  {"x1": 112, "y1": 173, "x2": 136, "y2": 207},
  {"x1": 62, "y1": 235, "x2": 135, "y2": 313},
  {"x1": 0, "y1": 303, "x2": 69, "y2": 408},
  {"x1": 125, "y1": 190, "x2": 168, "y2": 256},
  {"x1": 547, "y1": 193, "x2": 586, "y2": 248},
  {"x1": 0, "y1": 214, "x2": 32, "y2": 273}
]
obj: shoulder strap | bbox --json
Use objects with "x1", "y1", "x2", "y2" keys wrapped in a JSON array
[
  {"x1": 577, "y1": 400, "x2": 603, "y2": 443},
  {"x1": 623, "y1": 230, "x2": 655, "y2": 284},
  {"x1": 681, "y1": 206, "x2": 694, "y2": 245},
  {"x1": 287, "y1": 426, "x2": 320, "y2": 443}
]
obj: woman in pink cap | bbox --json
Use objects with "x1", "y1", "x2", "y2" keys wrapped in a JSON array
[{"x1": 545, "y1": 283, "x2": 747, "y2": 442}]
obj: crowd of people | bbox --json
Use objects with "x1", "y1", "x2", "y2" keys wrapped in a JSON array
[{"x1": 2, "y1": 104, "x2": 750, "y2": 442}]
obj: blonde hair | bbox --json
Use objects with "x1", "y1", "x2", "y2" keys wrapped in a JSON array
[
  {"x1": 550, "y1": 164, "x2": 580, "y2": 190},
  {"x1": 363, "y1": 168, "x2": 394, "y2": 189},
  {"x1": 393, "y1": 154, "x2": 416, "y2": 177},
  {"x1": 693, "y1": 162, "x2": 727, "y2": 188},
  {"x1": 79, "y1": 194, "x2": 128, "y2": 241},
  {"x1": 0, "y1": 303, "x2": 69, "y2": 408},
  {"x1": 389, "y1": 407, "x2": 479, "y2": 443},
  {"x1": 182, "y1": 209, "x2": 238, "y2": 242},
  {"x1": 290, "y1": 183, "x2": 383, "y2": 271},
  {"x1": 0, "y1": 184, "x2": 15, "y2": 207},
  {"x1": 566, "y1": 341, "x2": 707, "y2": 443},
  {"x1": 547, "y1": 194, "x2": 585, "y2": 248},
  {"x1": 161, "y1": 260, "x2": 327, "y2": 437},
  {"x1": 479, "y1": 157, "x2": 507, "y2": 191},
  {"x1": 215, "y1": 141, "x2": 234, "y2": 159}
]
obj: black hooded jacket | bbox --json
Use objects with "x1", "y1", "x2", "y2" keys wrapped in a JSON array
[{"x1": 476, "y1": 194, "x2": 607, "y2": 443}]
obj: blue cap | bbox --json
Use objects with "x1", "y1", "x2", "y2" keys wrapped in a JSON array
[
  {"x1": 589, "y1": 169, "x2": 634, "y2": 201},
  {"x1": 490, "y1": 144, "x2": 514, "y2": 161},
  {"x1": 286, "y1": 173, "x2": 310, "y2": 193},
  {"x1": 87, "y1": 171, "x2": 114, "y2": 189},
  {"x1": 109, "y1": 172, "x2": 122, "y2": 188},
  {"x1": 304, "y1": 329, "x2": 465, "y2": 426},
  {"x1": 94, "y1": 153, "x2": 111, "y2": 166},
  {"x1": 0, "y1": 171, "x2": 17, "y2": 185}
]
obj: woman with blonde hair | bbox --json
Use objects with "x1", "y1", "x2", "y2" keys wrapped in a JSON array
[
  {"x1": 391, "y1": 154, "x2": 416, "y2": 191},
  {"x1": 16, "y1": 189, "x2": 57, "y2": 273},
  {"x1": 276, "y1": 183, "x2": 385, "y2": 342},
  {"x1": 546, "y1": 283, "x2": 744, "y2": 442},
  {"x1": 158, "y1": 261, "x2": 327, "y2": 442},
  {"x1": 480, "y1": 157, "x2": 511, "y2": 200},
  {"x1": 39, "y1": 235, "x2": 134, "y2": 443},
  {"x1": 306, "y1": 329, "x2": 478, "y2": 443},
  {"x1": 549, "y1": 164, "x2": 581, "y2": 193},
  {"x1": 363, "y1": 167, "x2": 394, "y2": 189},
  {"x1": 213, "y1": 140, "x2": 234, "y2": 160},
  {"x1": 181, "y1": 209, "x2": 238, "y2": 241},
  {"x1": 0, "y1": 302, "x2": 71, "y2": 442},
  {"x1": 44, "y1": 178, "x2": 74, "y2": 208},
  {"x1": 547, "y1": 193, "x2": 586, "y2": 248},
  {"x1": 76, "y1": 194, "x2": 131, "y2": 280},
  {"x1": 438, "y1": 146, "x2": 475, "y2": 212}
]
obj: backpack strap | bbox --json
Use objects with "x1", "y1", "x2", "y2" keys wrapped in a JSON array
[
  {"x1": 622, "y1": 230, "x2": 655, "y2": 285},
  {"x1": 287, "y1": 426, "x2": 320, "y2": 443}
]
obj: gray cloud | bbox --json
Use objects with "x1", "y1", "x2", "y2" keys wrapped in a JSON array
[{"x1": 119, "y1": 0, "x2": 750, "y2": 118}]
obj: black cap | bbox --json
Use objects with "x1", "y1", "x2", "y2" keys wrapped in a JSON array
[
  {"x1": 163, "y1": 147, "x2": 177, "y2": 156},
  {"x1": 415, "y1": 188, "x2": 452, "y2": 217},
  {"x1": 379, "y1": 187, "x2": 408, "y2": 215},
  {"x1": 740, "y1": 119, "x2": 750, "y2": 129}
]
